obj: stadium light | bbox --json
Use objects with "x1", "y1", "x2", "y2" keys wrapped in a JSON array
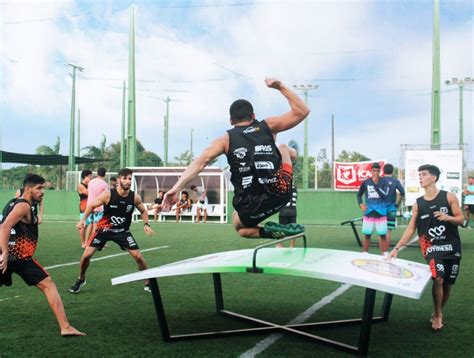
[
  {"x1": 67, "y1": 63, "x2": 84, "y2": 173},
  {"x1": 445, "y1": 76, "x2": 473, "y2": 146},
  {"x1": 292, "y1": 84, "x2": 319, "y2": 189}
]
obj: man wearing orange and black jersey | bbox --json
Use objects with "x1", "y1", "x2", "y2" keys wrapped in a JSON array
[
  {"x1": 70, "y1": 168, "x2": 154, "y2": 293},
  {"x1": 388, "y1": 164, "x2": 463, "y2": 332},
  {"x1": 77, "y1": 169, "x2": 92, "y2": 248},
  {"x1": 0, "y1": 174, "x2": 85, "y2": 337}
]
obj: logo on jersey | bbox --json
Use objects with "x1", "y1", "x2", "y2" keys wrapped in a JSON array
[
  {"x1": 428, "y1": 225, "x2": 445, "y2": 238},
  {"x1": 436, "y1": 263, "x2": 445, "y2": 272},
  {"x1": 110, "y1": 205, "x2": 118, "y2": 208},
  {"x1": 10, "y1": 228, "x2": 16, "y2": 235},
  {"x1": 242, "y1": 176, "x2": 253, "y2": 188},
  {"x1": 233, "y1": 147, "x2": 247, "y2": 159},
  {"x1": 255, "y1": 145, "x2": 272, "y2": 153},
  {"x1": 420, "y1": 214, "x2": 430, "y2": 219},
  {"x1": 111, "y1": 216, "x2": 126, "y2": 226},
  {"x1": 239, "y1": 167, "x2": 251, "y2": 173},
  {"x1": 243, "y1": 126, "x2": 260, "y2": 134},
  {"x1": 440, "y1": 207, "x2": 448, "y2": 214},
  {"x1": 258, "y1": 177, "x2": 277, "y2": 184},
  {"x1": 255, "y1": 161, "x2": 274, "y2": 170},
  {"x1": 126, "y1": 205, "x2": 133, "y2": 213}
]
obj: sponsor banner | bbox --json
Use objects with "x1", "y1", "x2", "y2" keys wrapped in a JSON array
[
  {"x1": 334, "y1": 160, "x2": 386, "y2": 191},
  {"x1": 404, "y1": 150, "x2": 462, "y2": 206}
]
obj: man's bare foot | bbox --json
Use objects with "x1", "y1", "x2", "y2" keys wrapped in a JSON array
[
  {"x1": 432, "y1": 315, "x2": 443, "y2": 331},
  {"x1": 61, "y1": 326, "x2": 86, "y2": 336}
]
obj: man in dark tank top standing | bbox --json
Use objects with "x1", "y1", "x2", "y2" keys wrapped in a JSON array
[
  {"x1": 388, "y1": 164, "x2": 463, "y2": 331},
  {"x1": 164, "y1": 77, "x2": 309, "y2": 239},
  {"x1": 70, "y1": 168, "x2": 154, "y2": 293}
]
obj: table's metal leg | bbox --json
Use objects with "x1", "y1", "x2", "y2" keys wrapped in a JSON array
[
  {"x1": 213, "y1": 273, "x2": 224, "y2": 312},
  {"x1": 358, "y1": 288, "x2": 376, "y2": 356},
  {"x1": 381, "y1": 293, "x2": 393, "y2": 322},
  {"x1": 149, "y1": 278, "x2": 171, "y2": 341}
]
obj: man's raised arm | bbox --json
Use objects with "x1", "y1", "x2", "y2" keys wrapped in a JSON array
[{"x1": 264, "y1": 77, "x2": 310, "y2": 134}]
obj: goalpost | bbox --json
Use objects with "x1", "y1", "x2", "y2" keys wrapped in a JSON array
[{"x1": 129, "y1": 167, "x2": 228, "y2": 223}]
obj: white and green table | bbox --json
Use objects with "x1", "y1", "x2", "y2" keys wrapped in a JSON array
[{"x1": 112, "y1": 235, "x2": 431, "y2": 356}]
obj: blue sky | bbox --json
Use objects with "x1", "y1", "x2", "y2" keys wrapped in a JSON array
[{"x1": 0, "y1": 0, "x2": 473, "y2": 170}]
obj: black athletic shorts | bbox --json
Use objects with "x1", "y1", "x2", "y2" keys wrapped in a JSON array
[
  {"x1": 0, "y1": 259, "x2": 49, "y2": 287},
  {"x1": 428, "y1": 257, "x2": 461, "y2": 285},
  {"x1": 235, "y1": 191, "x2": 291, "y2": 228},
  {"x1": 279, "y1": 215, "x2": 297, "y2": 225},
  {"x1": 88, "y1": 231, "x2": 139, "y2": 251}
]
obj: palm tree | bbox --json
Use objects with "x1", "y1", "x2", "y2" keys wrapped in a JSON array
[
  {"x1": 83, "y1": 134, "x2": 108, "y2": 170},
  {"x1": 36, "y1": 136, "x2": 63, "y2": 188}
]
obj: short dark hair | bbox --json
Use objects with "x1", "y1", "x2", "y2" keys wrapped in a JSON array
[
  {"x1": 97, "y1": 167, "x2": 107, "y2": 177},
  {"x1": 23, "y1": 174, "x2": 45, "y2": 188},
  {"x1": 371, "y1": 162, "x2": 381, "y2": 170},
  {"x1": 81, "y1": 169, "x2": 92, "y2": 180},
  {"x1": 384, "y1": 163, "x2": 394, "y2": 175},
  {"x1": 118, "y1": 168, "x2": 133, "y2": 178},
  {"x1": 418, "y1": 164, "x2": 441, "y2": 182},
  {"x1": 229, "y1": 99, "x2": 254, "y2": 122},
  {"x1": 110, "y1": 176, "x2": 117, "y2": 182},
  {"x1": 182, "y1": 191, "x2": 188, "y2": 197}
]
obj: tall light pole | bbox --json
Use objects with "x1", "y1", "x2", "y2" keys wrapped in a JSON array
[
  {"x1": 445, "y1": 77, "x2": 473, "y2": 146},
  {"x1": 331, "y1": 114, "x2": 335, "y2": 189},
  {"x1": 431, "y1": 0, "x2": 441, "y2": 148},
  {"x1": 293, "y1": 84, "x2": 318, "y2": 189},
  {"x1": 68, "y1": 63, "x2": 83, "y2": 172},
  {"x1": 75, "y1": 108, "x2": 80, "y2": 171},
  {"x1": 127, "y1": 6, "x2": 137, "y2": 167},
  {"x1": 120, "y1": 81, "x2": 127, "y2": 169},
  {"x1": 190, "y1": 128, "x2": 194, "y2": 162}
]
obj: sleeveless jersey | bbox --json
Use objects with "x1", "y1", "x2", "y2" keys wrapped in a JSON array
[
  {"x1": 416, "y1": 190, "x2": 461, "y2": 259},
  {"x1": 78, "y1": 182, "x2": 88, "y2": 213},
  {"x1": 0, "y1": 198, "x2": 38, "y2": 262},
  {"x1": 96, "y1": 189, "x2": 135, "y2": 234},
  {"x1": 226, "y1": 120, "x2": 282, "y2": 198}
]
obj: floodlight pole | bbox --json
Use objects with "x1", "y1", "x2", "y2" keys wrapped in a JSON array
[
  {"x1": 68, "y1": 63, "x2": 84, "y2": 172},
  {"x1": 430, "y1": 0, "x2": 441, "y2": 148},
  {"x1": 120, "y1": 81, "x2": 127, "y2": 169},
  {"x1": 445, "y1": 77, "x2": 473, "y2": 146},
  {"x1": 190, "y1": 128, "x2": 194, "y2": 161},
  {"x1": 164, "y1": 96, "x2": 170, "y2": 166},
  {"x1": 127, "y1": 5, "x2": 137, "y2": 167},
  {"x1": 75, "y1": 108, "x2": 80, "y2": 171},
  {"x1": 331, "y1": 114, "x2": 335, "y2": 189},
  {"x1": 293, "y1": 84, "x2": 318, "y2": 189}
]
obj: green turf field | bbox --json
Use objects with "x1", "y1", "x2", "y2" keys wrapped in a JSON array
[{"x1": 2, "y1": 222, "x2": 473, "y2": 357}]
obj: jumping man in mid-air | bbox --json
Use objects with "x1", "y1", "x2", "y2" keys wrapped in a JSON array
[{"x1": 164, "y1": 77, "x2": 310, "y2": 239}]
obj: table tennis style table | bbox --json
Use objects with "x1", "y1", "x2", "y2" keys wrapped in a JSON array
[{"x1": 112, "y1": 235, "x2": 431, "y2": 356}]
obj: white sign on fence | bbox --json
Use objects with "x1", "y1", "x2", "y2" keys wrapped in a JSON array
[{"x1": 404, "y1": 150, "x2": 463, "y2": 206}]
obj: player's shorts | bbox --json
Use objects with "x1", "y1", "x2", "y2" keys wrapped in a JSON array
[
  {"x1": 236, "y1": 191, "x2": 291, "y2": 228},
  {"x1": 92, "y1": 211, "x2": 104, "y2": 223},
  {"x1": 196, "y1": 200, "x2": 208, "y2": 211},
  {"x1": 88, "y1": 231, "x2": 139, "y2": 251},
  {"x1": 79, "y1": 213, "x2": 93, "y2": 226},
  {"x1": 464, "y1": 204, "x2": 474, "y2": 214},
  {"x1": 0, "y1": 259, "x2": 49, "y2": 287},
  {"x1": 387, "y1": 210, "x2": 397, "y2": 230},
  {"x1": 428, "y1": 257, "x2": 461, "y2": 284},
  {"x1": 362, "y1": 212, "x2": 387, "y2": 236},
  {"x1": 279, "y1": 215, "x2": 296, "y2": 225}
]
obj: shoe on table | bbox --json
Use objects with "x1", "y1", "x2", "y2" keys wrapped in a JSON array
[
  {"x1": 264, "y1": 221, "x2": 305, "y2": 239},
  {"x1": 70, "y1": 279, "x2": 86, "y2": 293}
]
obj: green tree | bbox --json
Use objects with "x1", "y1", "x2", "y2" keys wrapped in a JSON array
[
  {"x1": 171, "y1": 150, "x2": 193, "y2": 166},
  {"x1": 316, "y1": 148, "x2": 332, "y2": 188},
  {"x1": 36, "y1": 136, "x2": 64, "y2": 188},
  {"x1": 336, "y1": 150, "x2": 371, "y2": 162}
]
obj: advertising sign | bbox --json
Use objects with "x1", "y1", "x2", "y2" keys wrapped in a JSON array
[
  {"x1": 334, "y1": 160, "x2": 386, "y2": 191},
  {"x1": 404, "y1": 150, "x2": 463, "y2": 206}
]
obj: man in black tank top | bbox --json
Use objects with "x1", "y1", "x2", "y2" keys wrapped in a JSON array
[
  {"x1": 70, "y1": 168, "x2": 155, "y2": 294},
  {"x1": 388, "y1": 164, "x2": 463, "y2": 331},
  {"x1": 164, "y1": 78, "x2": 309, "y2": 239},
  {"x1": 0, "y1": 174, "x2": 85, "y2": 336}
]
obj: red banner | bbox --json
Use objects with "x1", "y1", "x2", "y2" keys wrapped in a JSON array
[{"x1": 333, "y1": 160, "x2": 386, "y2": 191}]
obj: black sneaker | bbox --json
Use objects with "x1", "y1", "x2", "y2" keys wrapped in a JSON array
[
  {"x1": 144, "y1": 283, "x2": 151, "y2": 293},
  {"x1": 70, "y1": 279, "x2": 86, "y2": 293},
  {"x1": 264, "y1": 222, "x2": 305, "y2": 239}
]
